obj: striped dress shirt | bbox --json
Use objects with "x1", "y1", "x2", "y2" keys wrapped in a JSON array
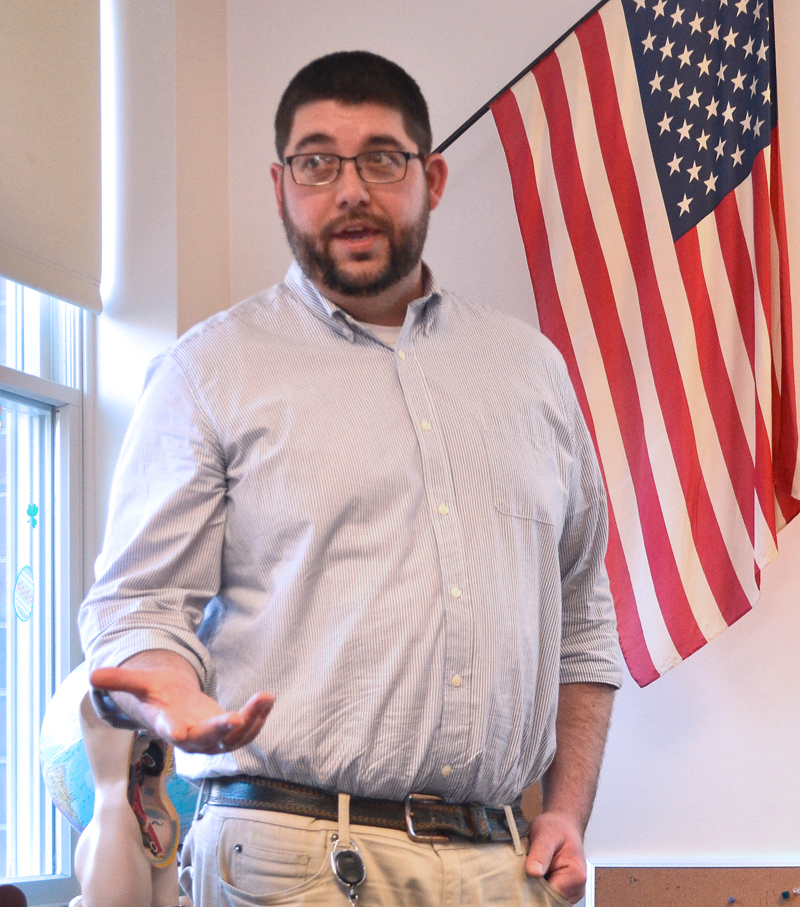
[{"x1": 80, "y1": 261, "x2": 622, "y2": 806}]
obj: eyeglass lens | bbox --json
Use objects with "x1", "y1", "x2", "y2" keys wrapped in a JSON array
[{"x1": 290, "y1": 152, "x2": 409, "y2": 185}]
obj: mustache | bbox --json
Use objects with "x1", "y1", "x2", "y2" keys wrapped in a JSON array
[{"x1": 320, "y1": 213, "x2": 393, "y2": 242}]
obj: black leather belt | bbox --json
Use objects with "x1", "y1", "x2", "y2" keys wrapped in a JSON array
[{"x1": 204, "y1": 776, "x2": 528, "y2": 844}]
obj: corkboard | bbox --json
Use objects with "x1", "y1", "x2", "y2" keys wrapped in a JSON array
[{"x1": 594, "y1": 867, "x2": 800, "y2": 907}]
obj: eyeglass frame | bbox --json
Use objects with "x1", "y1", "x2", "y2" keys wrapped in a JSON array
[{"x1": 283, "y1": 151, "x2": 424, "y2": 186}]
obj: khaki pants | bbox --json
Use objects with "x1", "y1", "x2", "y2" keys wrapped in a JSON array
[{"x1": 180, "y1": 804, "x2": 572, "y2": 907}]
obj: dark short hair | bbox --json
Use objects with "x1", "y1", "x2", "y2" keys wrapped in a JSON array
[{"x1": 275, "y1": 51, "x2": 432, "y2": 160}]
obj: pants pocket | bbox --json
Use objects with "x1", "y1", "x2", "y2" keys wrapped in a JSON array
[{"x1": 217, "y1": 816, "x2": 330, "y2": 905}]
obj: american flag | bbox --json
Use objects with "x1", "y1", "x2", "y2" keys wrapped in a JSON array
[{"x1": 491, "y1": 0, "x2": 799, "y2": 684}]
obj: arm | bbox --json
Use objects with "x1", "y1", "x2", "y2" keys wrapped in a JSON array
[
  {"x1": 90, "y1": 649, "x2": 274, "y2": 754},
  {"x1": 525, "y1": 681, "x2": 615, "y2": 904}
]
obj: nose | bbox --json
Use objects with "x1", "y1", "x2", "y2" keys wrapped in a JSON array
[{"x1": 334, "y1": 158, "x2": 371, "y2": 208}]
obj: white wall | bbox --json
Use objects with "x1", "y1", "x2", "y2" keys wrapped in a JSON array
[{"x1": 226, "y1": 0, "x2": 800, "y2": 867}]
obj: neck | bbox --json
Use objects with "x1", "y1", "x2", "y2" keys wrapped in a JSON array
[{"x1": 316, "y1": 267, "x2": 424, "y2": 327}]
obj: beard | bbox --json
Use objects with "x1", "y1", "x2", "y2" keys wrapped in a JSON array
[{"x1": 282, "y1": 200, "x2": 430, "y2": 299}]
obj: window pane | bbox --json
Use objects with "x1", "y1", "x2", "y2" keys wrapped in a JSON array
[
  {"x1": 0, "y1": 390, "x2": 55, "y2": 877},
  {"x1": 0, "y1": 278, "x2": 82, "y2": 390}
]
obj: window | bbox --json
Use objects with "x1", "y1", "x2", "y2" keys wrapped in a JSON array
[{"x1": 0, "y1": 278, "x2": 83, "y2": 903}]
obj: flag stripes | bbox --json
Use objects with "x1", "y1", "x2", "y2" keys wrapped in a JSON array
[{"x1": 492, "y1": 0, "x2": 798, "y2": 683}]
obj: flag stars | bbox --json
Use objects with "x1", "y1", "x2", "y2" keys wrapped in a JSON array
[
  {"x1": 731, "y1": 70, "x2": 746, "y2": 91},
  {"x1": 679, "y1": 46, "x2": 693, "y2": 67},
  {"x1": 716, "y1": 63, "x2": 727, "y2": 83},
  {"x1": 667, "y1": 152, "x2": 683, "y2": 174},
  {"x1": 762, "y1": 84, "x2": 771, "y2": 104},
  {"x1": 698, "y1": 55, "x2": 712, "y2": 76},
  {"x1": 756, "y1": 40, "x2": 768, "y2": 62},
  {"x1": 735, "y1": 0, "x2": 748, "y2": 13},
  {"x1": 661, "y1": 37, "x2": 675, "y2": 59},
  {"x1": 708, "y1": 21, "x2": 721, "y2": 41},
  {"x1": 658, "y1": 112, "x2": 673, "y2": 133},
  {"x1": 642, "y1": 31, "x2": 656, "y2": 51},
  {"x1": 731, "y1": 145, "x2": 744, "y2": 165},
  {"x1": 670, "y1": 4, "x2": 685, "y2": 26},
  {"x1": 687, "y1": 87, "x2": 702, "y2": 108},
  {"x1": 740, "y1": 111, "x2": 752, "y2": 132},
  {"x1": 689, "y1": 12, "x2": 703, "y2": 32},
  {"x1": 753, "y1": 116, "x2": 764, "y2": 136},
  {"x1": 650, "y1": 71, "x2": 665, "y2": 92},
  {"x1": 677, "y1": 119, "x2": 693, "y2": 140},
  {"x1": 678, "y1": 194, "x2": 692, "y2": 215},
  {"x1": 687, "y1": 161, "x2": 702, "y2": 181},
  {"x1": 653, "y1": 0, "x2": 667, "y2": 17},
  {"x1": 721, "y1": 102, "x2": 736, "y2": 123},
  {"x1": 669, "y1": 78, "x2": 684, "y2": 100},
  {"x1": 743, "y1": 36, "x2": 755, "y2": 57},
  {"x1": 754, "y1": 0, "x2": 763, "y2": 18},
  {"x1": 633, "y1": 0, "x2": 647, "y2": 9},
  {"x1": 704, "y1": 172, "x2": 719, "y2": 194},
  {"x1": 723, "y1": 28, "x2": 738, "y2": 49},
  {"x1": 705, "y1": 96, "x2": 719, "y2": 117},
  {"x1": 750, "y1": 76, "x2": 758, "y2": 97},
  {"x1": 696, "y1": 130, "x2": 711, "y2": 150},
  {"x1": 714, "y1": 137, "x2": 726, "y2": 158}
]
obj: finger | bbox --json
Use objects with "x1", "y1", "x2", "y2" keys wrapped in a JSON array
[
  {"x1": 525, "y1": 840, "x2": 556, "y2": 879},
  {"x1": 89, "y1": 667, "x2": 156, "y2": 699},
  {"x1": 217, "y1": 695, "x2": 275, "y2": 750}
]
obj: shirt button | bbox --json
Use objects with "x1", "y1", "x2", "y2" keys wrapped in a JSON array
[
  {"x1": 438, "y1": 503, "x2": 450, "y2": 515},
  {"x1": 421, "y1": 420, "x2": 432, "y2": 431},
  {"x1": 450, "y1": 586, "x2": 462, "y2": 599},
  {"x1": 398, "y1": 350, "x2": 406, "y2": 360},
  {"x1": 451, "y1": 675, "x2": 462, "y2": 687},
  {"x1": 441, "y1": 765, "x2": 453, "y2": 777}
]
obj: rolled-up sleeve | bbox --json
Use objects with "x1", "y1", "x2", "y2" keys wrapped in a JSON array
[
  {"x1": 557, "y1": 375, "x2": 624, "y2": 689},
  {"x1": 79, "y1": 353, "x2": 226, "y2": 694}
]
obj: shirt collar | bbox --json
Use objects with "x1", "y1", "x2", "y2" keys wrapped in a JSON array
[{"x1": 284, "y1": 259, "x2": 442, "y2": 339}]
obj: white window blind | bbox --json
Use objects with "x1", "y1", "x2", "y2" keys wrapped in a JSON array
[{"x1": 0, "y1": 1, "x2": 102, "y2": 313}]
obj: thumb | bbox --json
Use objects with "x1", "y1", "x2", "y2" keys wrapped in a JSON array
[{"x1": 525, "y1": 836, "x2": 556, "y2": 879}]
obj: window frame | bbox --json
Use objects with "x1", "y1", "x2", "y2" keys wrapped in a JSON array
[{"x1": 0, "y1": 363, "x2": 83, "y2": 905}]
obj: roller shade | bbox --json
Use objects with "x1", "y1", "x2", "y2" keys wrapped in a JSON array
[{"x1": 0, "y1": 1, "x2": 102, "y2": 312}]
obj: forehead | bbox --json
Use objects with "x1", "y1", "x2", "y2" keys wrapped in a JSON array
[{"x1": 285, "y1": 100, "x2": 415, "y2": 155}]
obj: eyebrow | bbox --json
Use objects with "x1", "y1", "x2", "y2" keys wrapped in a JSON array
[{"x1": 290, "y1": 133, "x2": 408, "y2": 154}]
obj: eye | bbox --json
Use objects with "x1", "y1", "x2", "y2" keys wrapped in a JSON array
[{"x1": 298, "y1": 153, "x2": 336, "y2": 172}]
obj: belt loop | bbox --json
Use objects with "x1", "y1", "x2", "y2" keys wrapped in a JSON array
[
  {"x1": 338, "y1": 792, "x2": 351, "y2": 847},
  {"x1": 195, "y1": 778, "x2": 210, "y2": 821},
  {"x1": 503, "y1": 805, "x2": 525, "y2": 856}
]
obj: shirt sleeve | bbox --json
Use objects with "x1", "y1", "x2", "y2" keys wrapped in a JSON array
[
  {"x1": 78, "y1": 352, "x2": 226, "y2": 695},
  {"x1": 557, "y1": 369, "x2": 624, "y2": 689}
]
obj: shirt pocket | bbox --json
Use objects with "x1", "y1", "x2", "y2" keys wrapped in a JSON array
[{"x1": 481, "y1": 415, "x2": 567, "y2": 526}]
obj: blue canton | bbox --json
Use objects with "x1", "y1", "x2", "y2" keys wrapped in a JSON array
[{"x1": 623, "y1": 0, "x2": 777, "y2": 240}]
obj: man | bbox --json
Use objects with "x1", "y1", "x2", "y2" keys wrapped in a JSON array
[{"x1": 80, "y1": 51, "x2": 622, "y2": 906}]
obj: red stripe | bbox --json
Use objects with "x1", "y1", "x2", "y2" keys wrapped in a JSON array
[
  {"x1": 769, "y1": 127, "x2": 800, "y2": 518},
  {"x1": 577, "y1": 14, "x2": 752, "y2": 626},
  {"x1": 492, "y1": 88, "x2": 660, "y2": 684},
  {"x1": 532, "y1": 45, "x2": 708, "y2": 655},
  {"x1": 714, "y1": 194, "x2": 776, "y2": 542},
  {"x1": 605, "y1": 503, "x2": 660, "y2": 685},
  {"x1": 751, "y1": 151, "x2": 779, "y2": 542},
  {"x1": 674, "y1": 230, "x2": 756, "y2": 548}
]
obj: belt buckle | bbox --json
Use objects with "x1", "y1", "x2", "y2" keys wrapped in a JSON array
[{"x1": 404, "y1": 793, "x2": 449, "y2": 843}]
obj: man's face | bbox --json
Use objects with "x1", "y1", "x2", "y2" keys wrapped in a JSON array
[{"x1": 271, "y1": 101, "x2": 447, "y2": 314}]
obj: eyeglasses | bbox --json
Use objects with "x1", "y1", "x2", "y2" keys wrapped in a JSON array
[{"x1": 285, "y1": 151, "x2": 423, "y2": 186}]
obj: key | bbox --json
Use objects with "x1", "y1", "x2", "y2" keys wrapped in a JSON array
[{"x1": 331, "y1": 843, "x2": 366, "y2": 903}]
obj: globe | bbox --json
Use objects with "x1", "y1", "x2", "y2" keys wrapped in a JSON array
[{"x1": 39, "y1": 663, "x2": 199, "y2": 841}]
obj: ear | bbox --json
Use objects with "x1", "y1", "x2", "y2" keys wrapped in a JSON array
[
  {"x1": 424, "y1": 153, "x2": 448, "y2": 211},
  {"x1": 270, "y1": 163, "x2": 285, "y2": 220}
]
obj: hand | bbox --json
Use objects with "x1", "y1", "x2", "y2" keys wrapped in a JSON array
[
  {"x1": 525, "y1": 811, "x2": 587, "y2": 905},
  {"x1": 89, "y1": 651, "x2": 274, "y2": 755}
]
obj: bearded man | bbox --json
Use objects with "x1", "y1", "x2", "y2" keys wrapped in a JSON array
[{"x1": 80, "y1": 50, "x2": 622, "y2": 907}]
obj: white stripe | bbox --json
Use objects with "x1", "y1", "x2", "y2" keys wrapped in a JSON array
[
  {"x1": 557, "y1": 15, "x2": 736, "y2": 639},
  {"x1": 511, "y1": 69, "x2": 682, "y2": 674}
]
